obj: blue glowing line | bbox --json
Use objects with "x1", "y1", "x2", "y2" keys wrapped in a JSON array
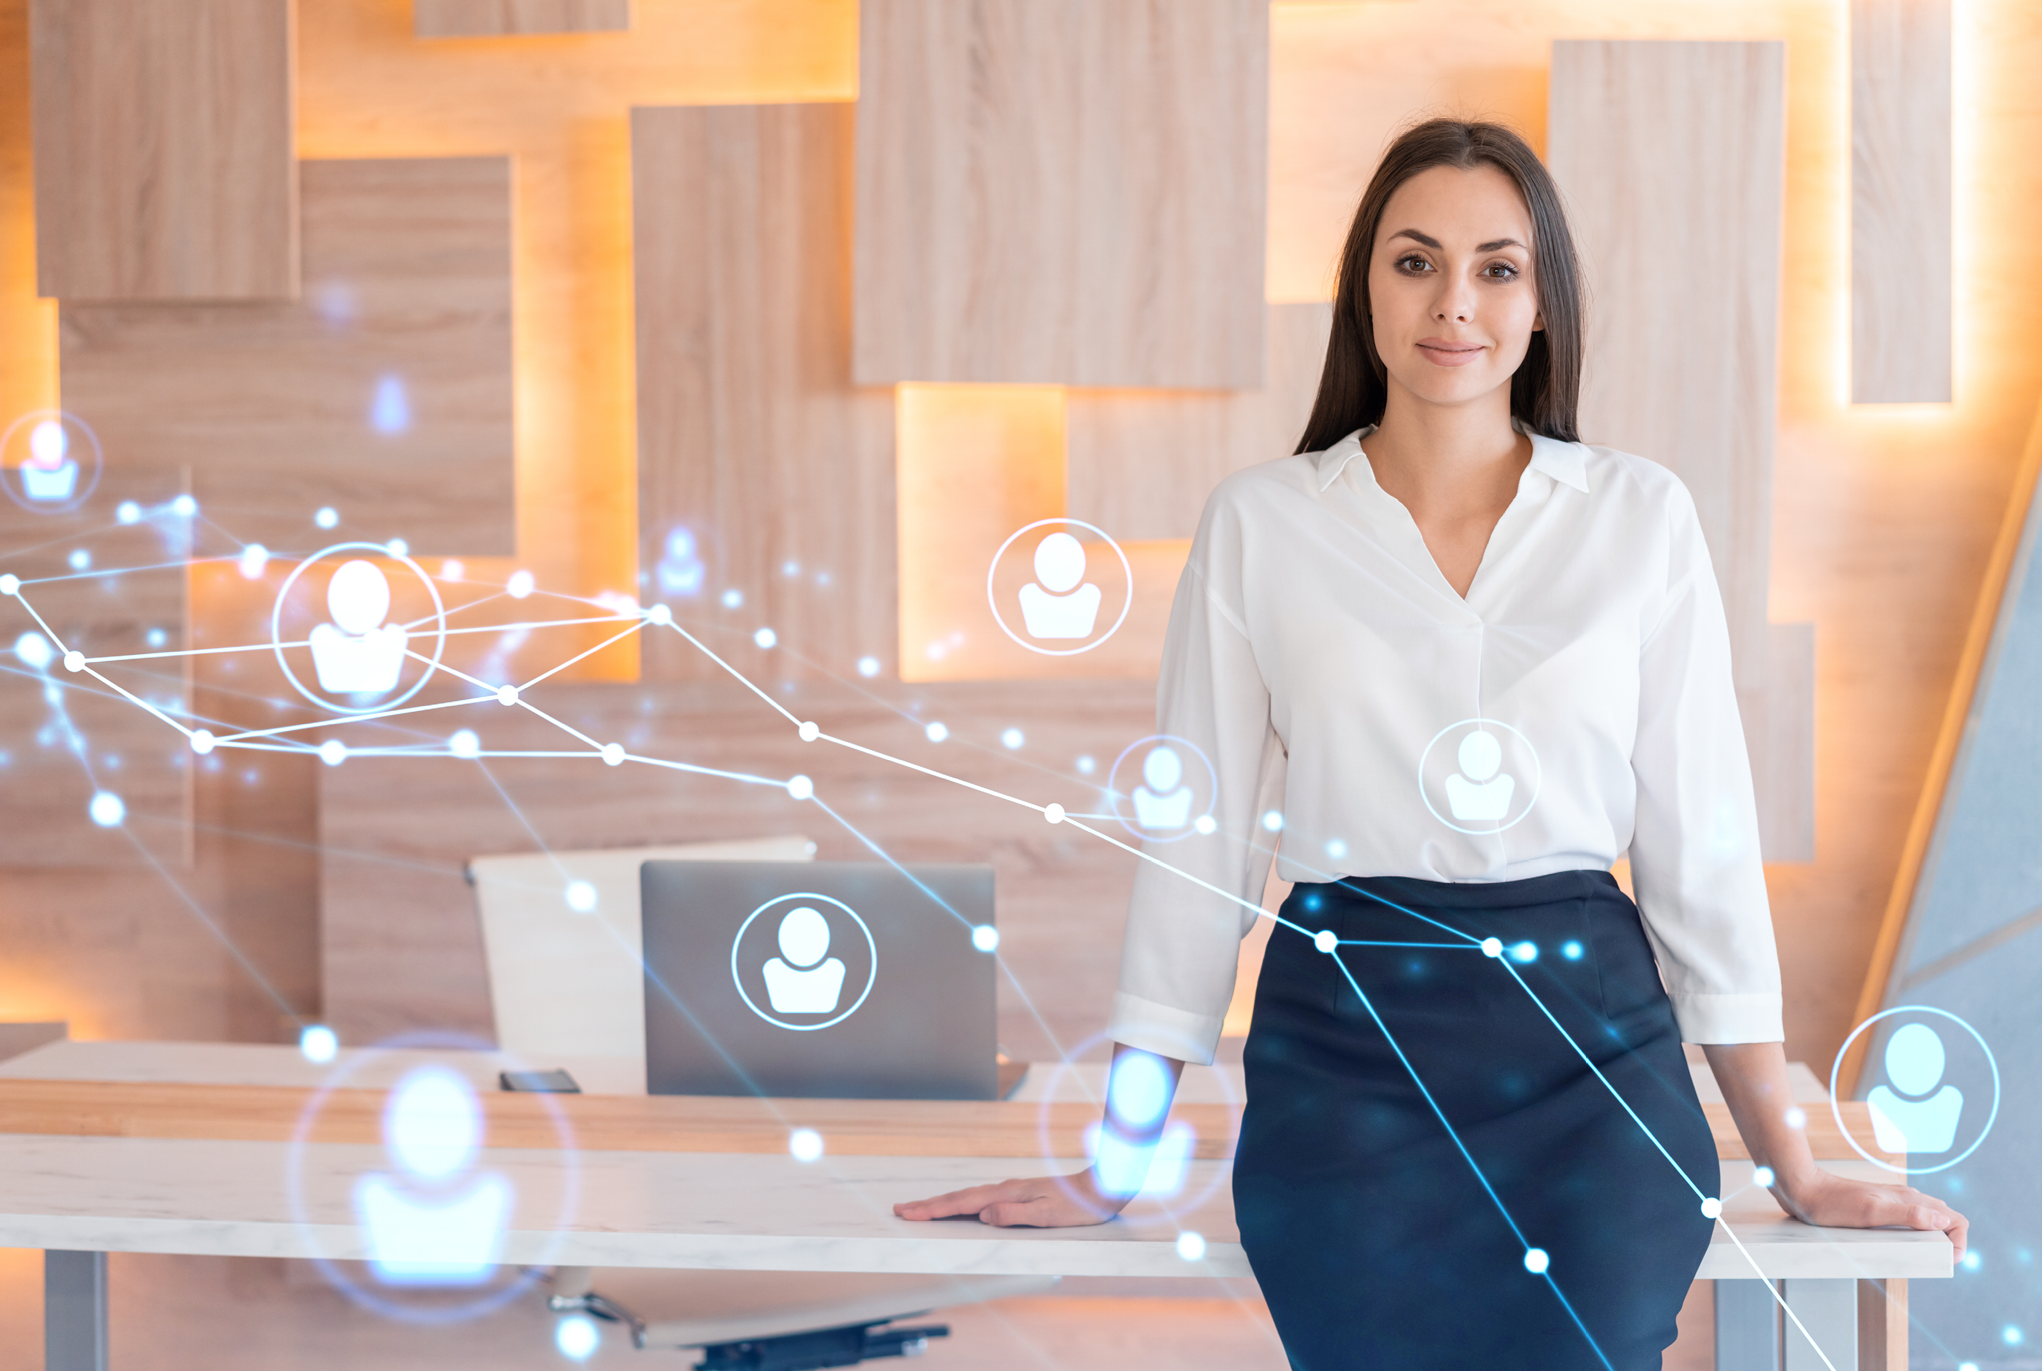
[
  {"x1": 658, "y1": 619, "x2": 803, "y2": 726},
  {"x1": 1058, "y1": 814, "x2": 1315, "y2": 941},
  {"x1": 620, "y1": 753, "x2": 791, "y2": 788},
  {"x1": 1324, "y1": 947, "x2": 1615, "y2": 1371},
  {"x1": 1336, "y1": 940, "x2": 1487, "y2": 949},
  {"x1": 213, "y1": 695, "x2": 490, "y2": 744}
]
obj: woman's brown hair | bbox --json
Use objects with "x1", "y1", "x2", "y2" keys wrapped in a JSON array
[{"x1": 1294, "y1": 118, "x2": 1584, "y2": 452}]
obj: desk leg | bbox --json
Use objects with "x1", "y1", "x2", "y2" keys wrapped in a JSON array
[
  {"x1": 1783, "y1": 1280, "x2": 1857, "y2": 1371},
  {"x1": 45, "y1": 1251, "x2": 107, "y2": 1371},
  {"x1": 1857, "y1": 1279, "x2": 1906, "y2": 1371},
  {"x1": 1716, "y1": 1280, "x2": 1781, "y2": 1370}
]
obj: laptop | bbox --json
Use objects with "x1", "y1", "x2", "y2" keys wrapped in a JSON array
[{"x1": 639, "y1": 859, "x2": 998, "y2": 1100}]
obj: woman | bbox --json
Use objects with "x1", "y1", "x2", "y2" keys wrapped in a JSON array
[{"x1": 897, "y1": 119, "x2": 1966, "y2": 1368}]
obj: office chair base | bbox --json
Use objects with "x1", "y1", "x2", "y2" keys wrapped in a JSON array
[{"x1": 694, "y1": 1321, "x2": 950, "y2": 1371}]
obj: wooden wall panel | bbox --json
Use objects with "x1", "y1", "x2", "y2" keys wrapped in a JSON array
[
  {"x1": 853, "y1": 0, "x2": 1269, "y2": 389},
  {"x1": 319, "y1": 678, "x2": 1158, "y2": 1063},
  {"x1": 30, "y1": 0, "x2": 295, "y2": 301},
  {"x1": 1547, "y1": 40, "x2": 1784, "y2": 699},
  {"x1": 1851, "y1": 0, "x2": 1952, "y2": 404},
  {"x1": 633, "y1": 104, "x2": 894, "y2": 682},
  {"x1": 1748, "y1": 621, "x2": 1816, "y2": 863},
  {"x1": 414, "y1": 0, "x2": 629, "y2": 37},
  {"x1": 0, "y1": 479, "x2": 191, "y2": 867},
  {"x1": 57, "y1": 158, "x2": 515, "y2": 557},
  {"x1": 1067, "y1": 303, "x2": 1331, "y2": 543}
]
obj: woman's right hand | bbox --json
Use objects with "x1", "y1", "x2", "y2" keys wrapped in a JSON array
[{"x1": 893, "y1": 1168, "x2": 1130, "y2": 1228}]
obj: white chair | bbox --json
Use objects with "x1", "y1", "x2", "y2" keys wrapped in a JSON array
[{"x1": 468, "y1": 838, "x2": 1056, "y2": 1362}]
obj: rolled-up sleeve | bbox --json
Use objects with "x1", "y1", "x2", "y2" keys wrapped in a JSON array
[
  {"x1": 1628, "y1": 485, "x2": 1784, "y2": 1044},
  {"x1": 1107, "y1": 494, "x2": 1288, "y2": 1066}
]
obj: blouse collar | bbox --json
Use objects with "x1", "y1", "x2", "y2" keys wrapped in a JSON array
[{"x1": 1311, "y1": 421, "x2": 1589, "y2": 496}]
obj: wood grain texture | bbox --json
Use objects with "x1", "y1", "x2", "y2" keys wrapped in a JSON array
[
  {"x1": 1851, "y1": 0, "x2": 1952, "y2": 404},
  {"x1": 58, "y1": 158, "x2": 515, "y2": 556},
  {"x1": 853, "y1": 0, "x2": 1269, "y2": 388},
  {"x1": 1857, "y1": 1277, "x2": 1907, "y2": 1371},
  {"x1": 632, "y1": 104, "x2": 895, "y2": 682},
  {"x1": 0, "y1": 476, "x2": 192, "y2": 867},
  {"x1": 30, "y1": 0, "x2": 295, "y2": 301},
  {"x1": 1066, "y1": 303, "x2": 1332, "y2": 542},
  {"x1": 414, "y1": 0, "x2": 628, "y2": 36},
  {"x1": 319, "y1": 677, "x2": 1161, "y2": 1060},
  {"x1": 1548, "y1": 39, "x2": 1784, "y2": 699},
  {"x1": 1746, "y1": 621, "x2": 1817, "y2": 863}
]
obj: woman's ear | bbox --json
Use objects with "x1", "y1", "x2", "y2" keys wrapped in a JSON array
[{"x1": 1532, "y1": 310, "x2": 1545, "y2": 332}]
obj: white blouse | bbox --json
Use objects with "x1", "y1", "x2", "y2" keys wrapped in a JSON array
[{"x1": 1107, "y1": 426, "x2": 1783, "y2": 1066}]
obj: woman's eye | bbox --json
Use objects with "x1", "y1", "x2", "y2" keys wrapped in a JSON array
[
  {"x1": 1397, "y1": 255, "x2": 1431, "y2": 273},
  {"x1": 1483, "y1": 261, "x2": 1521, "y2": 280}
]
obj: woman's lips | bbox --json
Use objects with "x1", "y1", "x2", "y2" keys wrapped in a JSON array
[{"x1": 1416, "y1": 341, "x2": 1485, "y2": 367}]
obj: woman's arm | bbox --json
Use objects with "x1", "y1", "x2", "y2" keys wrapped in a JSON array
[
  {"x1": 893, "y1": 1044, "x2": 1186, "y2": 1227},
  {"x1": 1703, "y1": 1041, "x2": 1966, "y2": 1262}
]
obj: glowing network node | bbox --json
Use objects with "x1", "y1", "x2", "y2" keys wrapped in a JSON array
[
  {"x1": 1481, "y1": 938, "x2": 1504, "y2": 958},
  {"x1": 450, "y1": 729, "x2": 481, "y2": 759},
  {"x1": 1784, "y1": 1107, "x2": 1807, "y2": 1130},
  {"x1": 971, "y1": 924, "x2": 999, "y2": 953},
  {"x1": 1508, "y1": 940, "x2": 1538, "y2": 963},
  {"x1": 857, "y1": 656, "x2": 880, "y2": 678},
  {"x1": 1961, "y1": 1250, "x2": 1981, "y2": 1271},
  {"x1": 62, "y1": 650, "x2": 83, "y2": 672},
  {"x1": 1176, "y1": 1231, "x2": 1207, "y2": 1262},
  {"x1": 1314, "y1": 929, "x2": 1338, "y2": 954},
  {"x1": 565, "y1": 880, "x2": 597, "y2": 914},
  {"x1": 1561, "y1": 940, "x2": 1584, "y2": 960},
  {"x1": 647, "y1": 603, "x2": 673, "y2": 626},
  {"x1": 798, "y1": 720, "x2": 820, "y2": 742},
  {"x1": 1044, "y1": 803, "x2": 1065, "y2": 824},
  {"x1": 496, "y1": 685, "x2": 519, "y2": 706},
  {"x1": 67, "y1": 548, "x2": 90, "y2": 571},
  {"x1": 14, "y1": 631, "x2": 51, "y2": 670},
  {"x1": 1523, "y1": 1248, "x2": 1549, "y2": 1275},
  {"x1": 386, "y1": 538, "x2": 409, "y2": 557},
  {"x1": 299, "y1": 1024, "x2": 339, "y2": 1063},
  {"x1": 1001, "y1": 727, "x2": 1025, "y2": 750},
  {"x1": 440, "y1": 559, "x2": 465, "y2": 582},
  {"x1": 1752, "y1": 1166, "x2": 1774, "y2": 1188},
  {"x1": 1075, "y1": 754, "x2": 1096, "y2": 775},
  {"x1": 0, "y1": 574, "x2": 17, "y2": 596},
  {"x1": 170, "y1": 494, "x2": 197, "y2": 518},
  {"x1": 555, "y1": 1314, "x2": 600, "y2": 1361},
  {"x1": 1108, "y1": 1052, "x2": 1171, "y2": 1128},
  {"x1": 721, "y1": 588, "x2": 743, "y2": 609},
  {"x1": 1325, "y1": 838, "x2": 1348, "y2": 859},
  {"x1": 1261, "y1": 810, "x2": 1283, "y2": 832},
  {"x1": 1960, "y1": 1363, "x2": 1980, "y2": 1371},
  {"x1": 754, "y1": 627, "x2": 777, "y2": 649},
  {"x1": 788, "y1": 1127, "x2": 824, "y2": 1163},
  {"x1": 2005, "y1": 1325, "x2": 2025, "y2": 1347},
  {"x1": 315, "y1": 506, "x2": 339, "y2": 529},
  {"x1": 116, "y1": 501, "x2": 141, "y2": 524},
  {"x1": 319, "y1": 740, "x2": 349, "y2": 767},
  {"x1": 506, "y1": 570, "x2": 536, "y2": 599},
  {"x1": 190, "y1": 730, "x2": 216, "y2": 755},
  {"x1": 1700, "y1": 1197, "x2": 1723, "y2": 1219},
  {"x1": 88, "y1": 792, "x2": 124, "y2": 827},
  {"x1": 1193, "y1": 814, "x2": 1217, "y2": 835},
  {"x1": 781, "y1": 560, "x2": 800, "y2": 577},
  {"x1": 786, "y1": 774, "x2": 814, "y2": 801},
  {"x1": 601, "y1": 743, "x2": 625, "y2": 766},
  {"x1": 924, "y1": 721, "x2": 948, "y2": 743},
  {"x1": 238, "y1": 544, "x2": 270, "y2": 579}
]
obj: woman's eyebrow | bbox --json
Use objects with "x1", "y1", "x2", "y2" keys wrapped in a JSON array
[{"x1": 1387, "y1": 228, "x2": 1528, "y2": 253}]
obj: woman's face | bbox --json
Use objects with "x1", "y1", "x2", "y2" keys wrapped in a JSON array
[{"x1": 1366, "y1": 163, "x2": 1542, "y2": 415}]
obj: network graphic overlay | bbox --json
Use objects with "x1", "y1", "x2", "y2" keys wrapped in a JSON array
[{"x1": 0, "y1": 521, "x2": 1937, "y2": 1369}]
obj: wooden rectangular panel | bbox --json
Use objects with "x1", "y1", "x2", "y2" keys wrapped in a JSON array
[
  {"x1": 1067, "y1": 303, "x2": 1331, "y2": 542},
  {"x1": 1548, "y1": 40, "x2": 1785, "y2": 697},
  {"x1": 31, "y1": 0, "x2": 295, "y2": 301},
  {"x1": 58, "y1": 158, "x2": 515, "y2": 556},
  {"x1": 633, "y1": 104, "x2": 894, "y2": 682},
  {"x1": 1745, "y1": 621, "x2": 1816, "y2": 863},
  {"x1": 853, "y1": 0, "x2": 1269, "y2": 388},
  {"x1": 414, "y1": 0, "x2": 629, "y2": 37},
  {"x1": 0, "y1": 476, "x2": 192, "y2": 867},
  {"x1": 318, "y1": 678, "x2": 1155, "y2": 1060},
  {"x1": 1852, "y1": 0, "x2": 1952, "y2": 404}
]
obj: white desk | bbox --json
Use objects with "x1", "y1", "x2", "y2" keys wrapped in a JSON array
[{"x1": 0, "y1": 1042, "x2": 1946, "y2": 1371}]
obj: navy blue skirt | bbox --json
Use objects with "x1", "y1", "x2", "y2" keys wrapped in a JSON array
[{"x1": 1233, "y1": 870, "x2": 1718, "y2": 1370}]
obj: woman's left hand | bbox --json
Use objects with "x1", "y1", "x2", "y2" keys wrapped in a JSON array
[{"x1": 1772, "y1": 1168, "x2": 1967, "y2": 1264}]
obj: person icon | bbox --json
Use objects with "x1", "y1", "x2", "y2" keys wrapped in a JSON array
[
  {"x1": 353, "y1": 1066, "x2": 510, "y2": 1285},
  {"x1": 1444, "y1": 729, "x2": 1515, "y2": 822},
  {"x1": 1866, "y1": 1023, "x2": 1964, "y2": 1155},
  {"x1": 762, "y1": 906, "x2": 847, "y2": 1015},
  {"x1": 1131, "y1": 744, "x2": 1195, "y2": 832},
  {"x1": 20, "y1": 420, "x2": 78, "y2": 501},
  {"x1": 657, "y1": 527, "x2": 705, "y2": 596},
  {"x1": 1017, "y1": 531, "x2": 1102, "y2": 639},
  {"x1": 309, "y1": 559, "x2": 408, "y2": 696}
]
